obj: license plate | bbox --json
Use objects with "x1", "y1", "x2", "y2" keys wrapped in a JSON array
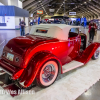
[{"x1": 7, "y1": 53, "x2": 14, "y2": 61}]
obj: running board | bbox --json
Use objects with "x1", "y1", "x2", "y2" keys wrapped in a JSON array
[{"x1": 62, "y1": 60, "x2": 84, "y2": 73}]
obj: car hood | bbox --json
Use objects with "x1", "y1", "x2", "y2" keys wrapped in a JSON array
[{"x1": 3, "y1": 35, "x2": 59, "y2": 56}]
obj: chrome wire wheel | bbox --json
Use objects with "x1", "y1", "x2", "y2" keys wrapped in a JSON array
[
  {"x1": 42, "y1": 64, "x2": 56, "y2": 83},
  {"x1": 92, "y1": 47, "x2": 100, "y2": 60},
  {"x1": 94, "y1": 48, "x2": 99, "y2": 59},
  {"x1": 37, "y1": 60, "x2": 58, "y2": 87}
]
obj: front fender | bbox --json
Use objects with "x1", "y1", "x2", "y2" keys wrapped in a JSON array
[
  {"x1": 76, "y1": 42, "x2": 100, "y2": 64},
  {"x1": 19, "y1": 52, "x2": 62, "y2": 87}
]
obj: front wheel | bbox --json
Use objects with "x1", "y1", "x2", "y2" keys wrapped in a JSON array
[
  {"x1": 92, "y1": 47, "x2": 100, "y2": 60},
  {"x1": 36, "y1": 60, "x2": 58, "y2": 88}
]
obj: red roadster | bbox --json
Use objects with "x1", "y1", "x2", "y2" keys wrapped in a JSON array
[{"x1": 0, "y1": 24, "x2": 99, "y2": 89}]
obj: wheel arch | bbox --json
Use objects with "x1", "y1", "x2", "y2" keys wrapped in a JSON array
[
  {"x1": 19, "y1": 51, "x2": 62, "y2": 88},
  {"x1": 76, "y1": 42, "x2": 100, "y2": 64}
]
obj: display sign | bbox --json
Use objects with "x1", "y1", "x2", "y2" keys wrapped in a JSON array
[
  {"x1": 49, "y1": 9, "x2": 55, "y2": 12},
  {"x1": 37, "y1": 10, "x2": 43, "y2": 14},
  {"x1": 69, "y1": 12, "x2": 76, "y2": 15}
]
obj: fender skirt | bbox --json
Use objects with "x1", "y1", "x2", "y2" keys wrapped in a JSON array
[
  {"x1": 19, "y1": 52, "x2": 61, "y2": 87},
  {"x1": 75, "y1": 42, "x2": 100, "y2": 64}
]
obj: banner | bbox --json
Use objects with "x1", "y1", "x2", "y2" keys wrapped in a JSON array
[
  {"x1": 37, "y1": 10, "x2": 43, "y2": 14},
  {"x1": 38, "y1": 17, "x2": 40, "y2": 24},
  {"x1": 69, "y1": 12, "x2": 76, "y2": 15},
  {"x1": 84, "y1": 17, "x2": 87, "y2": 27}
]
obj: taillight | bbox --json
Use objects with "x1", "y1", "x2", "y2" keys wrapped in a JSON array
[{"x1": 12, "y1": 69, "x2": 24, "y2": 80}]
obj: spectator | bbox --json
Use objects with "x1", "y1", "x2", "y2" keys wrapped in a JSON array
[
  {"x1": 34, "y1": 18, "x2": 37, "y2": 25},
  {"x1": 70, "y1": 21, "x2": 72, "y2": 25},
  {"x1": 88, "y1": 21, "x2": 97, "y2": 41},
  {"x1": 19, "y1": 20, "x2": 26, "y2": 36},
  {"x1": 61, "y1": 19, "x2": 65, "y2": 24}
]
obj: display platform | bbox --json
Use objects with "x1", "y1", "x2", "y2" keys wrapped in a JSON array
[{"x1": 0, "y1": 56, "x2": 100, "y2": 100}]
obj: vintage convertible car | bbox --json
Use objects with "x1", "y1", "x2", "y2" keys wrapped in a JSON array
[{"x1": 0, "y1": 24, "x2": 99, "y2": 89}]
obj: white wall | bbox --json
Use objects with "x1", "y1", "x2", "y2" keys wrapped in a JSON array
[
  {"x1": 8, "y1": 0, "x2": 18, "y2": 6},
  {"x1": 18, "y1": 0, "x2": 23, "y2": 8},
  {"x1": 0, "y1": 0, "x2": 22, "y2": 8},
  {"x1": 8, "y1": 0, "x2": 11, "y2": 5},
  {"x1": 8, "y1": 0, "x2": 22, "y2": 8},
  {"x1": 0, "y1": 16, "x2": 28, "y2": 29},
  {"x1": 0, "y1": 16, "x2": 15, "y2": 29},
  {"x1": 0, "y1": 2, "x2": 4, "y2": 5},
  {"x1": 25, "y1": 17, "x2": 29, "y2": 26},
  {"x1": 0, "y1": 0, "x2": 8, "y2": 5}
]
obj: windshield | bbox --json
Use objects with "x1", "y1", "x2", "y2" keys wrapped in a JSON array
[{"x1": 70, "y1": 28, "x2": 79, "y2": 34}]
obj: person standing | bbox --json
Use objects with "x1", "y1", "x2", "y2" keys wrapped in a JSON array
[
  {"x1": 88, "y1": 21, "x2": 97, "y2": 41},
  {"x1": 19, "y1": 20, "x2": 26, "y2": 36},
  {"x1": 61, "y1": 19, "x2": 65, "y2": 24}
]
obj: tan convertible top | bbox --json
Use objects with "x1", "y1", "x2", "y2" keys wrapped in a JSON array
[{"x1": 30, "y1": 24, "x2": 80, "y2": 40}]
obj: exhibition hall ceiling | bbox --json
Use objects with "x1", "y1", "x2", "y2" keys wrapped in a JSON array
[{"x1": 20, "y1": 0, "x2": 100, "y2": 18}]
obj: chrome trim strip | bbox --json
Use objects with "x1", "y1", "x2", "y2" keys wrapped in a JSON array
[{"x1": 0, "y1": 66, "x2": 12, "y2": 76}]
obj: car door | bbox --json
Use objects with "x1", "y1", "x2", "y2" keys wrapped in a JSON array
[{"x1": 67, "y1": 28, "x2": 81, "y2": 61}]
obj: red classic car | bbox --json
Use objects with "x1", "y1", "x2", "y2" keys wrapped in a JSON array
[{"x1": 0, "y1": 24, "x2": 99, "y2": 89}]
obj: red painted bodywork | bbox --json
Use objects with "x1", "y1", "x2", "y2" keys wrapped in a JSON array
[
  {"x1": 0, "y1": 33, "x2": 99, "y2": 87},
  {"x1": 75, "y1": 42, "x2": 100, "y2": 64}
]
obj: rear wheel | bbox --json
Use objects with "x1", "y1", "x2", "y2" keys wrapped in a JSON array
[
  {"x1": 92, "y1": 47, "x2": 100, "y2": 60},
  {"x1": 4, "y1": 73, "x2": 12, "y2": 85},
  {"x1": 17, "y1": 81, "x2": 35, "y2": 90},
  {"x1": 36, "y1": 60, "x2": 58, "y2": 88}
]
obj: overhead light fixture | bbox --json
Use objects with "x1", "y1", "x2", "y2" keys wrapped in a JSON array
[
  {"x1": 56, "y1": 1, "x2": 64, "y2": 14},
  {"x1": 39, "y1": 1, "x2": 48, "y2": 15}
]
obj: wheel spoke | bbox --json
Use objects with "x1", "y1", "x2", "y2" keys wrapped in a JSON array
[
  {"x1": 42, "y1": 64, "x2": 56, "y2": 83},
  {"x1": 94, "y1": 49, "x2": 99, "y2": 59}
]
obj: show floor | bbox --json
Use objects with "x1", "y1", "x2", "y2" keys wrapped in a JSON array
[{"x1": 0, "y1": 26, "x2": 100, "y2": 100}]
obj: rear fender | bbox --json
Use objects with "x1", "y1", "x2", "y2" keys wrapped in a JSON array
[
  {"x1": 19, "y1": 51, "x2": 62, "y2": 87},
  {"x1": 76, "y1": 42, "x2": 100, "y2": 64}
]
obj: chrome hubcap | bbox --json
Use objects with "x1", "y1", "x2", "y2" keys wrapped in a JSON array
[
  {"x1": 42, "y1": 64, "x2": 55, "y2": 83},
  {"x1": 94, "y1": 48, "x2": 99, "y2": 59}
]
